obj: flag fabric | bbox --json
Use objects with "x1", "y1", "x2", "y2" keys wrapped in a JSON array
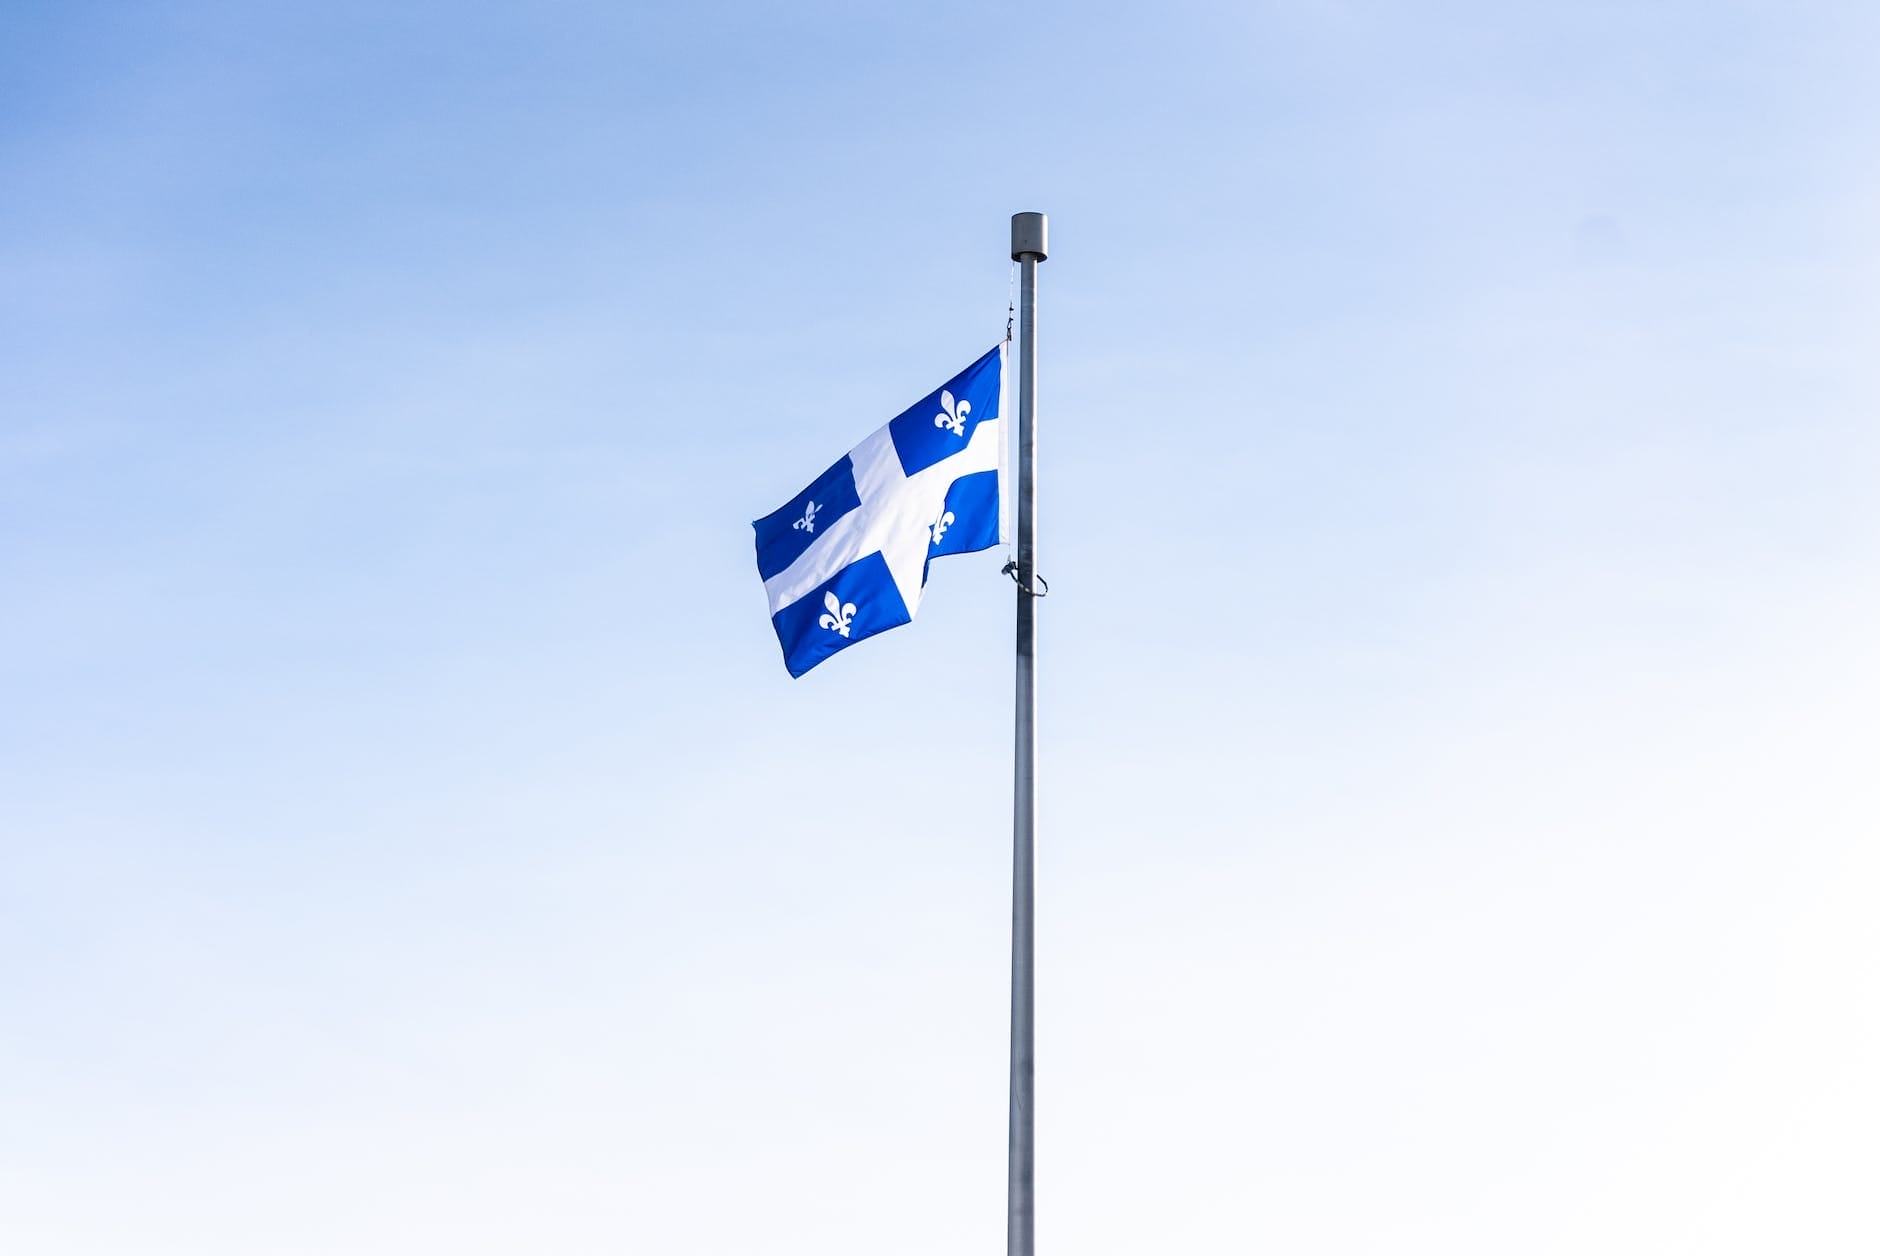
[{"x1": 754, "y1": 344, "x2": 1006, "y2": 677}]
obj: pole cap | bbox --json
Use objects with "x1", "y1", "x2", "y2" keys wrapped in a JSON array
[{"x1": 1011, "y1": 212, "x2": 1048, "y2": 260}]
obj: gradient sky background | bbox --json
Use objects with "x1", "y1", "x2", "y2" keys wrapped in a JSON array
[{"x1": 4, "y1": 2, "x2": 1878, "y2": 1253}]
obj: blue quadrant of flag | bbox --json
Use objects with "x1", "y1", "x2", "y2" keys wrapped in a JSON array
[{"x1": 754, "y1": 344, "x2": 1005, "y2": 677}]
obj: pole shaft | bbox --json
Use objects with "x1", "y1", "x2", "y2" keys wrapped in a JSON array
[{"x1": 1007, "y1": 212, "x2": 1046, "y2": 1256}]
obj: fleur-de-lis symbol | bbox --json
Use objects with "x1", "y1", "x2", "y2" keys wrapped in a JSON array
[
  {"x1": 818, "y1": 590, "x2": 857, "y2": 638},
  {"x1": 930, "y1": 506, "x2": 956, "y2": 546},
  {"x1": 793, "y1": 500, "x2": 820, "y2": 533},
  {"x1": 933, "y1": 389, "x2": 970, "y2": 436}
]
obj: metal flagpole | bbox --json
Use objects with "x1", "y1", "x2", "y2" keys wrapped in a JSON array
[{"x1": 1007, "y1": 210, "x2": 1047, "y2": 1256}]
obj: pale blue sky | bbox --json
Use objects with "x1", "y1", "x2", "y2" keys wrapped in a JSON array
[{"x1": 3, "y1": 3, "x2": 1877, "y2": 1253}]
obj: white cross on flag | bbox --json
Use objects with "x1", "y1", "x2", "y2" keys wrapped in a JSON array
[{"x1": 752, "y1": 344, "x2": 1006, "y2": 676}]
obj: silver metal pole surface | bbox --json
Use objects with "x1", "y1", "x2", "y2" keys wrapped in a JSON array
[{"x1": 1007, "y1": 210, "x2": 1047, "y2": 1256}]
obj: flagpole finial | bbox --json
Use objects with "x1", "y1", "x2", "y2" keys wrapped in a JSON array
[{"x1": 1011, "y1": 212, "x2": 1048, "y2": 261}]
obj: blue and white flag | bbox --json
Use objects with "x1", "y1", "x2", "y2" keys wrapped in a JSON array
[{"x1": 754, "y1": 344, "x2": 1006, "y2": 677}]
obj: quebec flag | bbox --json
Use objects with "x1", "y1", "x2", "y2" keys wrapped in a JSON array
[{"x1": 754, "y1": 344, "x2": 1006, "y2": 677}]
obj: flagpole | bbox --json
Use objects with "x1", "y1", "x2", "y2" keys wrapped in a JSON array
[{"x1": 1007, "y1": 210, "x2": 1047, "y2": 1256}]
